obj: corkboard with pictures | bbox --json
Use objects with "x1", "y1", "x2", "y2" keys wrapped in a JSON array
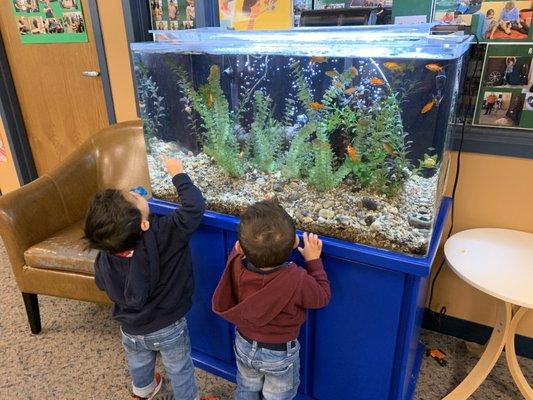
[
  {"x1": 473, "y1": 44, "x2": 533, "y2": 129},
  {"x1": 150, "y1": 0, "x2": 196, "y2": 31},
  {"x1": 12, "y1": 0, "x2": 87, "y2": 44}
]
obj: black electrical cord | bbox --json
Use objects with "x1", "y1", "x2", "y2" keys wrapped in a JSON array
[{"x1": 427, "y1": 34, "x2": 481, "y2": 312}]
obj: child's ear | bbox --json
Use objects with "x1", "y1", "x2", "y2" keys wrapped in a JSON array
[
  {"x1": 293, "y1": 235, "x2": 300, "y2": 249},
  {"x1": 235, "y1": 241, "x2": 244, "y2": 254},
  {"x1": 141, "y1": 220, "x2": 150, "y2": 232}
]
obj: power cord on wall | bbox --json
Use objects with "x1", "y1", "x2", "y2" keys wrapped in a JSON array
[{"x1": 427, "y1": 35, "x2": 481, "y2": 321}]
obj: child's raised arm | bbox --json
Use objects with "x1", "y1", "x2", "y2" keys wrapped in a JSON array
[{"x1": 158, "y1": 158, "x2": 206, "y2": 243}]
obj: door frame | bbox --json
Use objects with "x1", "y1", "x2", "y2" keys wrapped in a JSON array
[{"x1": 0, "y1": 0, "x2": 116, "y2": 185}]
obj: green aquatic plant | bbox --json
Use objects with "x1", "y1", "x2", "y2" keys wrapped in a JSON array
[
  {"x1": 307, "y1": 137, "x2": 351, "y2": 192},
  {"x1": 169, "y1": 61, "x2": 244, "y2": 178},
  {"x1": 290, "y1": 61, "x2": 323, "y2": 122},
  {"x1": 281, "y1": 122, "x2": 316, "y2": 179},
  {"x1": 135, "y1": 60, "x2": 166, "y2": 143},
  {"x1": 248, "y1": 91, "x2": 285, "y2": 173}
]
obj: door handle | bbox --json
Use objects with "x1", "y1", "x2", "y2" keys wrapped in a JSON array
[{"x1": 82, "y1": 71, "x2": 101, "y2": 77}]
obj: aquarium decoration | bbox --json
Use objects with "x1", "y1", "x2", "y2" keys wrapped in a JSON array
[{"x1": 132, "y1": 26, "x2": 472, "y2": 255}]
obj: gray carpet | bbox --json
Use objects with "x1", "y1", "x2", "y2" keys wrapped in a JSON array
[{"x1": 0, "y1": 240, "x2": 531, "y2": 399}]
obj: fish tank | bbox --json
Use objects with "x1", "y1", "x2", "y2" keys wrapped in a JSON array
[{"x1": 131, "y1": 25, "x2": 472, "y2": 255}]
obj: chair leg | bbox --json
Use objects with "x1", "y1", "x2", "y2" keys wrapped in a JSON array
[{"x1": 21, "y1": 293, "x2": 41, "y2": 334}]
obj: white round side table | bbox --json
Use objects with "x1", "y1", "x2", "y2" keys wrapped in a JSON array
[{"x1": 443, "y1": 228, "x2": 533, "y2": 400}]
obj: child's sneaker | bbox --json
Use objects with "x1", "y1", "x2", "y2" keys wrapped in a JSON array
[{"x1": 131, "y1": 372, "x2": 163, "y2": 400}]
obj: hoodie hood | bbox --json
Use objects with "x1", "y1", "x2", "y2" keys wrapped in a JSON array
[{"x1": 212, "y1": 250, "x2": 304, "y2": 328}]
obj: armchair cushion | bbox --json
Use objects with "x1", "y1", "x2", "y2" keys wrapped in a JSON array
[{"x1": 24, "y1": 220, "x2": 98, "y2": 275}]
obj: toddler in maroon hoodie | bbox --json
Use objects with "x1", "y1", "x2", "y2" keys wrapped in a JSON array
[{"x1": 212, "y1": 200, "x2": 331, "y2": 400}]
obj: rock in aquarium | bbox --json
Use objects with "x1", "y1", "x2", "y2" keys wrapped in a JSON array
[{"x1": 132, "y1": 26, "x2": 471, "y2": 255}]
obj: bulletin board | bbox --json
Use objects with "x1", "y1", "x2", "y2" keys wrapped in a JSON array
[
  {"x1": 12, "y1": 0, "x2": 88, "y2": 44},
  {"x1": 150, "y1": 0, "x2": 196, "y2": 30}
]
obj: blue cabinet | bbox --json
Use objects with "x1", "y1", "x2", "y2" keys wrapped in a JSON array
[{"x1": 149, "y1": 198, "x2": 451, "y2": 399}]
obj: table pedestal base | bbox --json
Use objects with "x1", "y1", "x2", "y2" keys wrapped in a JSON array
[{"x1": 443, "y1": 302, "x2": 532, "y2": 400}]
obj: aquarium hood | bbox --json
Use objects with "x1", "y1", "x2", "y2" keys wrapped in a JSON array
[{"x1": 131, "y1": 24, "x2": 473, "y2": 60}]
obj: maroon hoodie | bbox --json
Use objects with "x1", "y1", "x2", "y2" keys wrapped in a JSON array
[{"x1": 212, "y1": 249, "x2": 331, "y2": 343}]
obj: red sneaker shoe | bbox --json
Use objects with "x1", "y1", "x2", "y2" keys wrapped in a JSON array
[{"x1": 131, "y1": 372, "x2": 163, "y2": 400}]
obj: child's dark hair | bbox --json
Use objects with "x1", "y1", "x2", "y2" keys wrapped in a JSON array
[
  {"x1": 238, "y1": 200, "x2": 295, "y2": 269},
  {"x1": 487, "y1": 8, "x2": 494, "y2": 15},
  {"x1": 84, "y1": 189, "x2": 142, "y2": 254}
]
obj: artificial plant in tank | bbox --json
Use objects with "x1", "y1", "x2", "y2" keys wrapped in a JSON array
[
  {"x1": 134, "y1": 59, "x2": 167, "y2": 144},
  {"x1": 247, "y1": 91, "x2": 285, "y2": 173},
  {"x1": 169, "y1": 61, "x2": 244, "y2": 178}
]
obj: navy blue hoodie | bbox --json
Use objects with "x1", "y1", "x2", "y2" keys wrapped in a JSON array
[{"x1": 93, "y1": 173, "x2": 205, "y2": 335}]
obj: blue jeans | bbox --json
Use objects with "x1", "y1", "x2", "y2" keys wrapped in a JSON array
[
  {"x1": 121, "y1": 318, "x2": 198, "y2": 400},
  {"x1": 234, "y1": 331, "x2": 300, "y2": 400}
]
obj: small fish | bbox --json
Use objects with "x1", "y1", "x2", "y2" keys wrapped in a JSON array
[
  {"x1": 421, "y1": 98, "x2": 436, "y2": 114},
  {"x1": 348, "y1": 66, "x2": 358, "y2": 77},
  {"x1": 344, "y1": 87, "x2": 357, "y2": 95},
  {"x1": 383, "y1": 143, "x2": 394, "y2": 155},
  {"x1": 334, "y1": 80, "x2": 344, "y2": 89},
  {"x1": 309, "y1": 101, "x2": 325, "y2": 110},
  {"x1": 325, "y1": 70, "x2": 340, "y2": 78},
  {"x1": 383, "y1": 62, "x2": 403, "y2": 71},
  {"x1": 347, "y1": 145, "x2": 358, "y2": 162},
  {"x1": 208, "y1": 65, "x2": 220, "y2": 80},
  {"x1": 425, "y1": 63, "x2": 443, "y2": 73},
  {"x1": 310, "y1": 56, "x2": 327, "y2": 64},
  {"x1": 206, "y1": 93, "x2": 214, "y2": 108},
  {"x1": 369, "y1": 77, "x2": 385, "y2": 86}
]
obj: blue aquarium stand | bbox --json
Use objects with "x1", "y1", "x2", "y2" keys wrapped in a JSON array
[{"x1": 149, "y1": 196, "x2": 452, "y2": 400}]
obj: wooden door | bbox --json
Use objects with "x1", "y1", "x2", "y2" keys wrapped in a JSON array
[{"x1": 0, "y1": 0, "x2": 109, "y2": 175}]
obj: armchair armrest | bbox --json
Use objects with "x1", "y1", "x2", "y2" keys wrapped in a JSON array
[{"x1": 0, "y1": 175, "x2": 70, "y2": 284}]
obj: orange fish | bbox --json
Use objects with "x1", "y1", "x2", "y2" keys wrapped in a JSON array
[
  {"x1": 325, "y1": 70, "x2": 340, "y2": 78},
  {"x1": 425, "y1": 63, "x2": 443, "y2": 73},
  {"x1": 369, "y1": 77, "x2": 385, "y2": 86},
  {"x1": 206, "y1": 93, "x2": 214, "y2": 108},
  {"x1": 383, "y1": 143, "x2": 394, "y2": 155},
  {"x1": 209, "y1": 65, "x2": 220, "y2": 79},
  {"x1": 348, "y1": 66, "x2": 358, "y2": 77},
  {"x1": 421, "y1": 98, "x2": 436, "y2": 114},
  {"x1": 310, "y1": 101, "x2": 325, "y2": 110},
  {"x1": 334, "y1": 80, "x2": 344, "y2": 89},
  {"x1": 344, "y1": 87, "x2": 357, "y2": 95},
  {"x1": 310, "y1": 56, "x2": 327, "y2": 64},
  {"x1": 347, "y1": 145, "x2": 358, "y2": 162},
  {"x1": 383, "y1": 61, "x2": 403, "y2": 71}
]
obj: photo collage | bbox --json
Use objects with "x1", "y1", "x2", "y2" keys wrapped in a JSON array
[
  {"x1": 474, "y1": 44, "x2": 533, "y2": 128},
  {"x1": 12, "y1": 0, "x2": 87, "y2": 43},
  {"x1": 435, "y1": 0, "x2": 533, "y2": 43},
  {"x1": 150, "y1": 0, "x2": 196, "y2": 31}
]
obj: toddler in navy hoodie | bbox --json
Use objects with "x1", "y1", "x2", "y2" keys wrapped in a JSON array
[
  {"x1": 84, "y1": 158, "x2": 205, "y2": 400},
  {"x1": 212, "y1": 200, "x2": 331, "y2": 400}
]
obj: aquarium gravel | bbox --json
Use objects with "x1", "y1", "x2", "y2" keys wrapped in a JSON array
[{"x1": 148, "y1": 138, "x2": 437, "y2": 255}]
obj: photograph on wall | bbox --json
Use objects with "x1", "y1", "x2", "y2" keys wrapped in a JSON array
[
  {"x1": 474, "y1": 43, "x2": 533, "y2": 129},
  {"x1": 433, "y1": 0, "x2": 483, "y2": 26},
  {"x1": 218, "y1": 0, "x2": 292, "y2": 30},
  {"x1": 477, "y1": 90, "x2": 524, "y2": 126},
  {"x1": 293, "y1": 0, "x2": 312, "y2": 26},
  {"x1": 12, "y1": 0, "x2": 87, "y2": 43},
  {"x1": 470, "y1": 1, "x2": 532, "y2": 41},
  {"x1": 150, "y1": 0, "x2": 195, "y2": 31}
]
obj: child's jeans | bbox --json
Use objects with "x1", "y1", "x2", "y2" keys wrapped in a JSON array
[
  {"x1": 234, "y1": 331, "x2": 300, "y2": 400},
  {"x1": 120, "y1": 318, "x2": 198, "y2": 400}
]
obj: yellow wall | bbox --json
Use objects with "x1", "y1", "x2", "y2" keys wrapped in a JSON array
[
  {"x1": 96, "y1": 0, "x2": 138, "y2": 123},
  {"x1": 431, "y1": 152, "x2": 533, "y2": 338},
  {"x1": 0, "y1": 117, "x2": 20, "y2": 193}
]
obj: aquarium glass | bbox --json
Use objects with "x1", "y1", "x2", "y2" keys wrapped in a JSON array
[{"x1": 132, "y1": 25, "x2": 472, "y2": 255}]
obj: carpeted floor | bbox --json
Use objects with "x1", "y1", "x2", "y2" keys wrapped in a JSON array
[{"x1": 0, "y1": 240, "x2": 531, "y2": 399}]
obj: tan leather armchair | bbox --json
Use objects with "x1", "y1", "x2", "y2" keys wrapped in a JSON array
[{"x1": 0, "y1": 120, "x2": 150, "y2": 334}]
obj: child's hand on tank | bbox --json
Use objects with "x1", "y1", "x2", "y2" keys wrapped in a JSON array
[
  {"x1": 164, "y1": 157, "x2": 184, "y2": 177},
  {"x1": 298, "y1": 232, "x2": 323, "y2": 261}
]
